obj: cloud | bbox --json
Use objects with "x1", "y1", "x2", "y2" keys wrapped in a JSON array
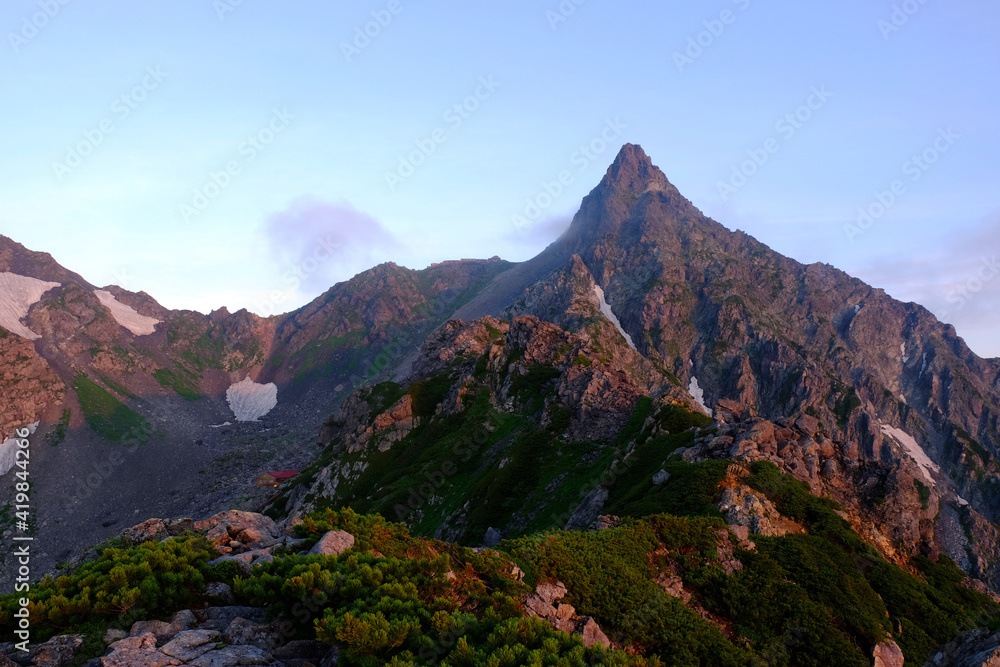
[
  {"x1": 262, "y1": 197, "x2": 399, "y2": 297},
  {"x1": 850, "y1": 215, "x2": 1000, "y2": 357},
  {"x1": 504, "y1": 214, "x2": 573, "y2": 251}
]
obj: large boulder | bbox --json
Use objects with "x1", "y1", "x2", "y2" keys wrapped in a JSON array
[
  {"x1": 101, "y1": 633, "x2": 180, "y2": 667},
  {"x1": 872, "y1": 641, "x2": 904, "y2": 667},
  {"x1": 578, "y1": 617, "x2": 611, "y2": 649},
  {"x1": 309, "y1": 530, "x2": 355, "y2": 556},
  {"x1": 194, "y1": 607, "x2": 267, "y2": 632},
  {"x1": 186, "y1": 645, "x2": 278, "y2": 666},
  {"x1": 222, "y1": 617, "x2": 282, "y2": 651},
  {"x1": 26, "y1": 634, "x2": 84, "y2": 667},
  {"x1": 160, "y1": 630, "x2": 220, "y2": 663}
]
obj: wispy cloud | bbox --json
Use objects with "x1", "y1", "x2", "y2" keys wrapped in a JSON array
[
  {"x1": 262, "y1": 197, "x2": 399, "y2": 297},
  {"x1": 849, "y1": 215, "x2": 1000, "y2": 358}
]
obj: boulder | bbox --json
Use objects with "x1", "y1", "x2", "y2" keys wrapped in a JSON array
[
  {"x1": 194, "y1": 511, "x2": 279, "y2": 542},
  {"x1": 129, "y1": 620, "x2": 175, "y2": 640},
  {"x1": 204, "y1": 582, "x2": 235, "y2": 604},
  {"x1": 482, "y1": 527, "x2": 503, "y2": 548},
  {"x1": 160, "y1": 630, "x2": 220, "y2": 662},
  {"x1": 27, "y1": 634, "x2": 84, "y2": 667},
  {"x1": 795, "y1": 414, "x2": 820, "y2": 436},
  {"x1": 309, "y1": 530, "x2": 355, "y2": 556},
  {"x1": 535, "y1": 581, "x2": 568, "y2": 606},
  {"x1": 101, "y1": 634, "x2": 180, "y2": 667},
  {"x1": 187, "y1": 645, "x2": 278, "y2": 666},
  {"x1": 577, "y1": 617, "x2": 611, "y2": 649},
  {"x1": 194, "y1": 607, "x2": 267, "y2": 632},
  {"x1": 872, "y1": 640, "x2": 904, "y2": 667},
  {"x1": 122, "y1": 519, "x2": 169, "y2": 545},
  {"x1": 652, "y1": 470, "x2": 670, "y2": 485},
  {"x1": 129, "y1": 610, "x2": 194, "y2": 642},
  {"x1": 222, "y1": 617, "x2": 281, "y2": 651},
  {"x1": 102, "y1": 629, "x2": 127, "y2": 644}
]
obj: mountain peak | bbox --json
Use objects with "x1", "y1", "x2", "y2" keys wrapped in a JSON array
[{"x1": 602, "y1": 143, "x2": 670, "y2": 195}]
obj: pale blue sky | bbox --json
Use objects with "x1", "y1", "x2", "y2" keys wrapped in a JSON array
[{"x1": 1, "y1": 0, "x2": 998, "y2": 355}]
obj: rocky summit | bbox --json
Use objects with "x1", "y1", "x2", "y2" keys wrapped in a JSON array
[{"x1": 3, "y1": 144, "x2": 1000, "y2": 665}]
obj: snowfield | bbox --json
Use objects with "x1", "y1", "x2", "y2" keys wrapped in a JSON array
[
  {"x1": 0, "y1": 422, "x2": 39, "y2": 476},
  {"x1": 593, "y1": 286, "x2": 636, "y2": 350},
  {"x1": 688, "y1": 376, "x2": 713, "y2": 416},
  {"x1": 880, "y1": 424, "x2": 940, "y2": 485},
  {"x1": 94, "y1": 290, "x2": 160, "y2": 335},
  {"x1": 0, "y1": 273, "x2": 60, "y2": 339},
  {"x1": 226, "y1": 377, "x2": 278, "y2": 422}
]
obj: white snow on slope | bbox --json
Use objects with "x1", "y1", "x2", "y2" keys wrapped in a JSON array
[
  {"x1": 226, "y1": 377, "x2": 278, "y2": 422},
  {"x1": 880, "y1": 424, "x2": 940, "y2": 485},
  {"x1": 593, "y1": 286, "x2": 636, "y2": 350},
  {"x1": 94, "y1": 290, "x2": 160, "y2": 335},
  {"x1": 0, "y1": 422, "x2": 39, "y2": 476},
  {"x1": 688, "y1": 377, "x2": 713, "y2": 416},
  {"x1": 0, "y1": 273, "x2": 60, "y2": 339}
]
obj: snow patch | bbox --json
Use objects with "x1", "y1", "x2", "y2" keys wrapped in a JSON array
[
  {"x1": 688, "y1": 376, "x2": 713, "y2": 416},
  {"x1": 0, "y1": 273, "x2": 60, "y2": 339},
  {"x1": 0, "y1": 422, "x2": 39, "y2": 476},
  {"x1": 593, "y1": 286, "x2": 636, "y2": 350},
  {"x1": 880, "y1": 424, "x2": 940, "y2": 486},
  {"x1": 900, "y1": 343, "x2": 909, "y2": 364},
  {"x1": 209, "y1": 422, "x2": 232, "y2": 429},
  {"x1": 957, "y1": 495, "x2": 970, "y2": 507},
  {"x1": 94, "y1": 290, "x2": 160, "y2": 335},
  {"x1": 920, "y1": 353, "x2": 927, "y2": 377},
  {"x1": 226, "y1": 378, "x2": 277, "y2": 422}
]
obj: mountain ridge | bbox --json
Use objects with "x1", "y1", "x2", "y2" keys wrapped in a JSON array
[{"x1": 3, "y1": 142, "x2": 1000, "y2": 601}]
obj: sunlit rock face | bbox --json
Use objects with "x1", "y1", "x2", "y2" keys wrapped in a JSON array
[
  {"x1": 93, "y1": 290, "x2": 160, "y2": 335},
  {"x1": 0, "y1": 272, "x2": 60, "y2": 339},
  {"x1": 226, "y1": 377, "x2": 278, "y2": 422}
]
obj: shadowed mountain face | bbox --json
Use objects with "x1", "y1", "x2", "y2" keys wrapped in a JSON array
[{"x1": 3, "y1": 144, "x2": 1000, "y2": 592}]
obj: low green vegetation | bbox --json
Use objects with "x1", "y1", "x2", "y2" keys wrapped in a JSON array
[
  {"x1": 1, "y1": 503, "x2": 996, "y2": 666},
  {"x1": 152, "y1": 367, "x2": 201, "y2": 401},
  {"x1": 73, "y1": 374, "x2": 151, "y2": 444},
  {"x1": 45, "y1": 408, "x2": 71, "y2": 446}
]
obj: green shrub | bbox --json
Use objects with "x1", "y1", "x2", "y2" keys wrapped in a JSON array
[{"x1": 408, "y1": 373, "x2": 454, "y2": 418}]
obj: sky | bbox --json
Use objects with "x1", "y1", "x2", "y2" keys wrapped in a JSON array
[{"x1": 1, "y1": 0, "x2": 998, "y2": 356}]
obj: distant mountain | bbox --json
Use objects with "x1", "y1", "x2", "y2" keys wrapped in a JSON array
[{"x1": 0, "y1": 233, "x2": 510, "y2": 579}]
